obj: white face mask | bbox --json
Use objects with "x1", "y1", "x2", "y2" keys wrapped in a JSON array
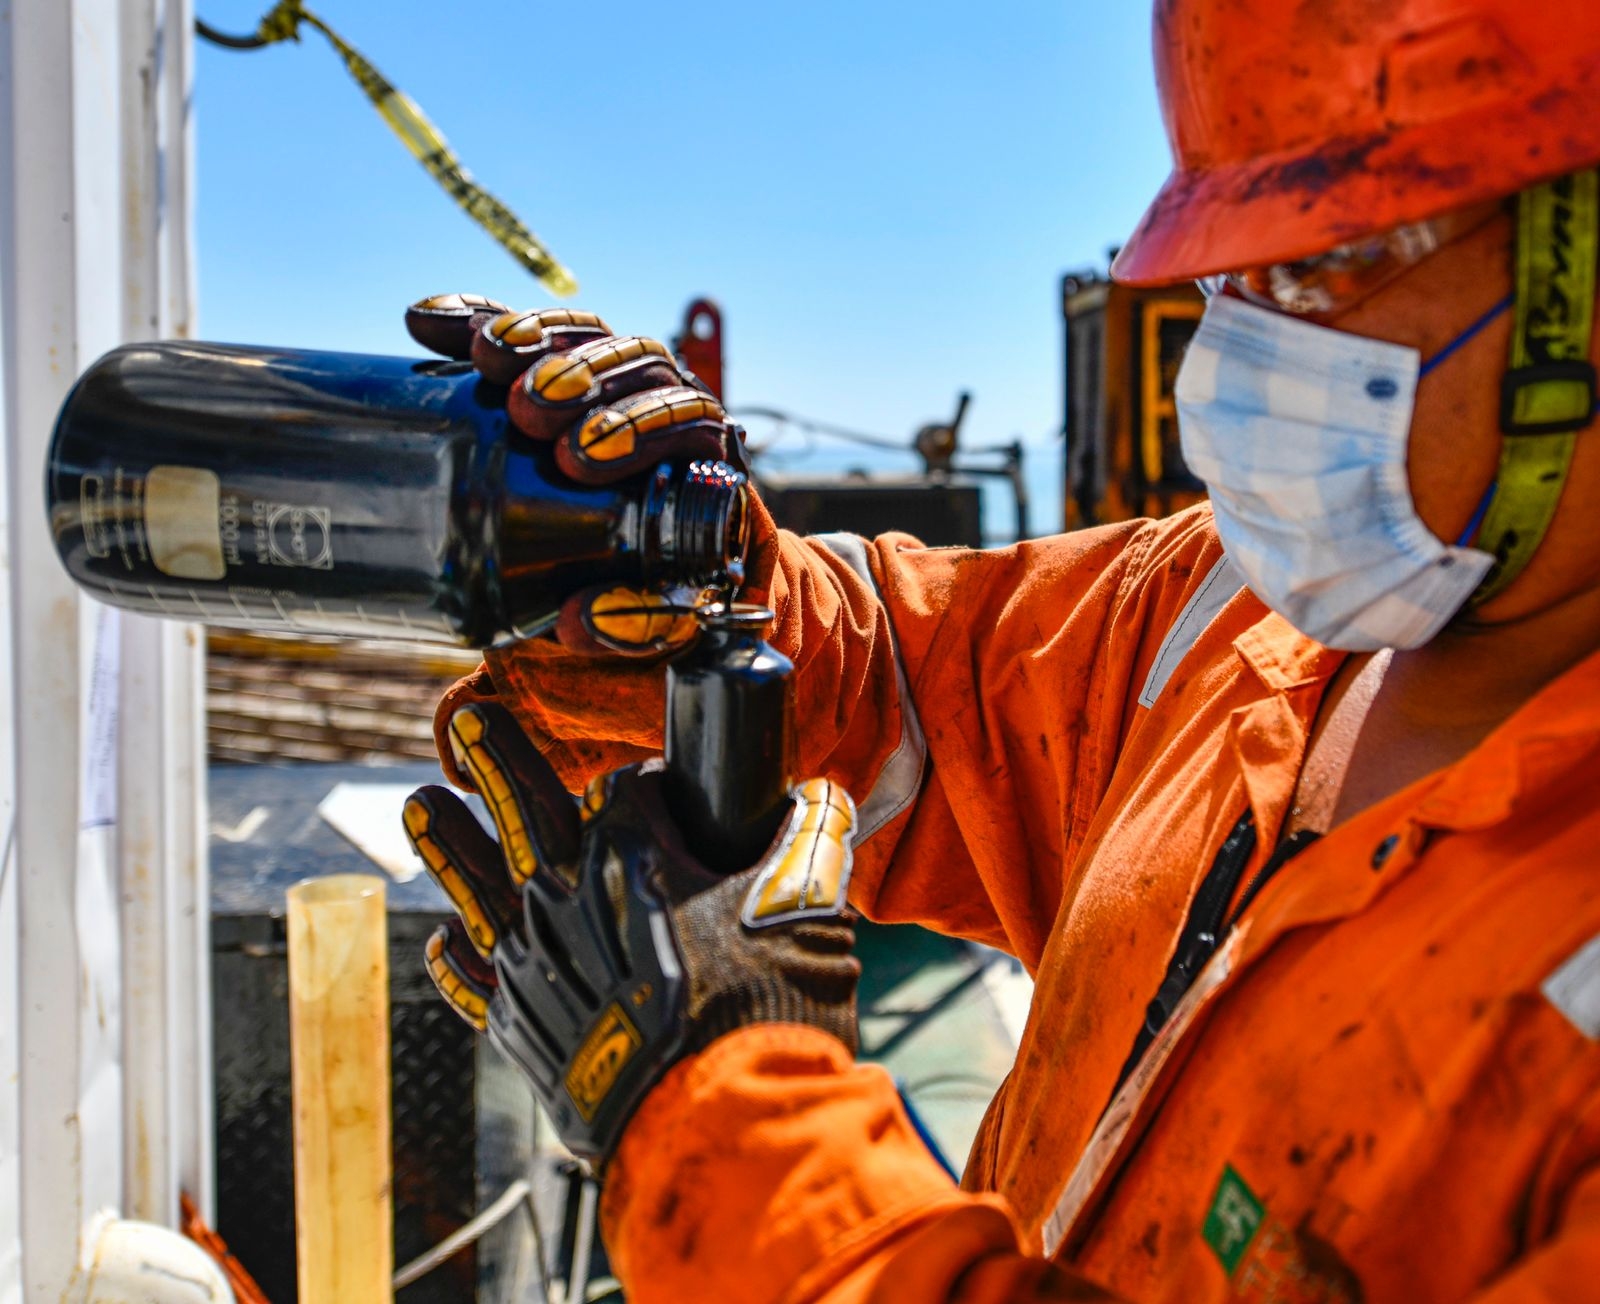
[{"x1": 1174, "y1": 295, "x2": 1494, "y2": 652}]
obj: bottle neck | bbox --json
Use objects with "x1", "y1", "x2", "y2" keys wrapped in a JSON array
[
  {"x1": 637, "y1": 460, "x2": 749, "y2": 590},
  {"x1": 494, "y1": 455, "x2": 750, "y2": 640}
]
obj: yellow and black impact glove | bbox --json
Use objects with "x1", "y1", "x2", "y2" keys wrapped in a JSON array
[
  {"x1": 405, "y1": 293, "x2": 757, "y2": 658},
  {"x1": 403, "y1": 700, "x2": 860, "y2": 1163}
]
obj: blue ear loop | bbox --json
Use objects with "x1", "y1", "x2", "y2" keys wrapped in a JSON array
[{"x1": 1416, "y1": 294, "x2": 1514, "y2": 547}]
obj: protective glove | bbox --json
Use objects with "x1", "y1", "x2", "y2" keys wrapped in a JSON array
[
  {"x1": 405, "y1": 292, "x2": 761, "y2": 658},
  {"x1": 403, "y1": 699, "x2": 860, "y2": 1163}
]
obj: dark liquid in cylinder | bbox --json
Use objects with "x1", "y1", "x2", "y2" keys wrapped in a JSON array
[
  {"x1": 664, "y1": 606, "x2": 794, "y2": 875},
  {"x1": 47, "y1": 342, "x2": 749, "y2": 646}
]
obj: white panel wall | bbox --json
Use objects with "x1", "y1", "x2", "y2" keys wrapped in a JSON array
[
  {"x1": 118, "y1": 0, "x2": 210, "y2": 1230},
  {"x1": 0, "y1": 2, "x2": 208, "y2": 1298},
  {"x1": 0, "y1": 283, "x2": 21, "y2": 1304},
  {"x1": 1, "y1": 1, "x2": 113, "y2": 1290}
]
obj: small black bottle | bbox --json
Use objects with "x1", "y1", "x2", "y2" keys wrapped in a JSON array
[
  {"x1": 663, "y1": 605, "x2": 795, "y2": 875},
  {"x1": 46, "y1": 341, "x2": 749, "y2": 647}
]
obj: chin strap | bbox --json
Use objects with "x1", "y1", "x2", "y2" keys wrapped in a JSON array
[{"x1": 1471, "y1": 169, "x2": 1599, "y2": 604}]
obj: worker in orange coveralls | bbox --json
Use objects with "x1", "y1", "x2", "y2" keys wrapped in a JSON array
[{"x1": 401, "y1": 1, "x2": 1600, "y2": 1298}]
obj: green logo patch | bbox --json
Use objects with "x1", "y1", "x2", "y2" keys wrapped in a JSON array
[{"x1": 1203, "y1": 1164, "x2": 1265, "y2": 1275}]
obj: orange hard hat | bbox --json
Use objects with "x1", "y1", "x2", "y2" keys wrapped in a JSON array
[{"x1": 1113, "y1": 0, "x2": 1600, "y2": 286}]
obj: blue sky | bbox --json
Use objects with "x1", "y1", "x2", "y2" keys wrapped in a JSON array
[{"x1": 195, "y1": 1, "x2": 1174, "y2": 537}]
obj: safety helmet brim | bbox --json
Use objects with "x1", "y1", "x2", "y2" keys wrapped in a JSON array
[{"x1": 1113, "y1": 50, "x2": 1600, "y2": 287}]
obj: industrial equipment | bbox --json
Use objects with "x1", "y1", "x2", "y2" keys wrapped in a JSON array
[
  {"x1": 749, "y1": 392, "x2": 1028, "y2": 548},
  {"x1": 1060, "y1": 267, "x2": 1207, "y2": 529},
  {"x1": 664, "y1": 299, "x2": 1030, "y2": 548}
]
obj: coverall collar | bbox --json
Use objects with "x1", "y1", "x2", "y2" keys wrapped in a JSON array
[
  {"x1": 1231, "y1": 612, "x2": 1346, "y2": 694},
  {"x1": 1225, "y1": 614, "x2": 1345, "y2": 848}
]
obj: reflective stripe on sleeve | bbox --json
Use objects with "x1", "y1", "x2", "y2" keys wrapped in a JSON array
[
  {"x1": 1138, "y1": 554, "x2": 1243, "y2": 709},
  {"x1": 812, "y1": 533, "x2": 929, "y2": 843},
  {"x1": 1544, "y1": 930, "x2": 1600, "y2": 1040}
]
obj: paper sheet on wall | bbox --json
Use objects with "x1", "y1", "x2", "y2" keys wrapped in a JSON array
[
  {"x1": 80, "y1": 605, "x2": 119, "y2": 830},
  {"x1": 75, "y1": 605, "x2": 125, "y2": 1214}
]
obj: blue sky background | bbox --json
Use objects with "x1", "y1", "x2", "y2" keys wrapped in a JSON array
[{"x1": 194, "y1": 1, "x2": 1174, "y2": 537}]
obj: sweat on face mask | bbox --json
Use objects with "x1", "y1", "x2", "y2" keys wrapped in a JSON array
[{"x1": 1174, "y1": 295, "x2": 1494, "y2": 652}]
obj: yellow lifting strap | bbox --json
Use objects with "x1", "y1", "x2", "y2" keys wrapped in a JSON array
[
  {"x1": 1473, "y1": 169, "x2": 1599, "y2": 604},
  {"x1": 200, "y1": 1, "x2": 578, "y2": 298}
]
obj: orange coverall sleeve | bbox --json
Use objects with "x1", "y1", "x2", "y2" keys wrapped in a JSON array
[
  {"x1": 600, "y1": 1025, "x2": 1117, "y2": 1304},
  {"x1": 830, "y1": 513, "x2": 1203, "y2": 966}
]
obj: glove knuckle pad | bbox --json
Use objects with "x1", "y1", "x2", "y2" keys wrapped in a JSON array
[
  {"x1": 740, "y1": 779, "x2": 858, "y2": 928},
  {"x1": 405, "y1": 292, "x2": 510, "y2": 360}
]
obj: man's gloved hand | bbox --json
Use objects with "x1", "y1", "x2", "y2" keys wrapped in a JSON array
[
  {"x1": 405, "y1": 292, "x2": 757, "y2": 658},
  {"x1": 403, "y1": 699, "x2": 861, "y2": 1163}
]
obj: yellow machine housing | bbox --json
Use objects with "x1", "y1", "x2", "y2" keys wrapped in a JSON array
[{"x1": 1061, "y1": 270, "x2": 1207, "y2": 529}]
